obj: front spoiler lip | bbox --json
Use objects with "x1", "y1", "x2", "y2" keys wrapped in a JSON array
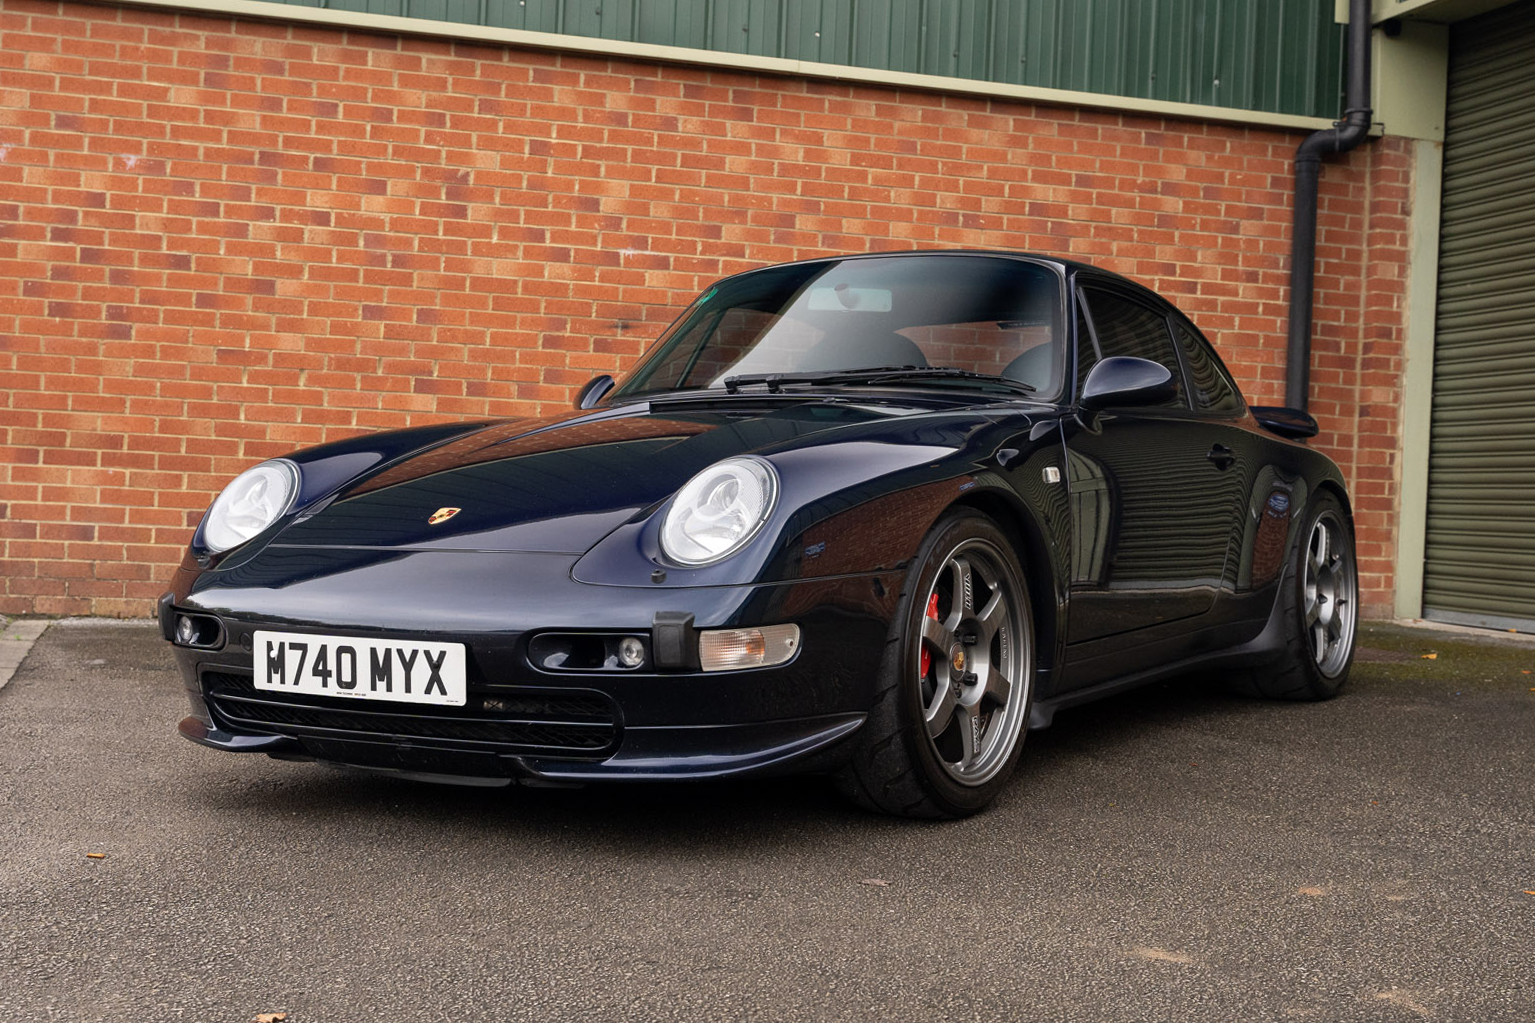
[
  {"x1": 176, "y1": 712, "x2": 866, "y2": 782},
  {"x1": 519, "y1": 714, "x2": 865, "y2": 780},
  {"x1": 178, "y1": 715, "x2": 298, "y2": 753}
]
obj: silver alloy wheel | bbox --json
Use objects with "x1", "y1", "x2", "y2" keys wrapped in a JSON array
[
  {"x1": 1303, "y1": 510, "x2": 1357, "y2": 678},
  {"x1": 916, "y1": 537, "x2": 1030, "y2": 786}
]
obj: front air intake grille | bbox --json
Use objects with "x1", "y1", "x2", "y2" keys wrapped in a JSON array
[{"x1": 202, "y1": 671, "x2": 618, "y2": 755}]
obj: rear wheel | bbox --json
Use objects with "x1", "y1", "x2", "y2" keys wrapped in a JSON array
[
  {"x1": 1233, "y1": 491, "x2": 1357, "y2": 700},
  {"x1": 836, "y1": 511, "x2": 1034, "y2": 818}
]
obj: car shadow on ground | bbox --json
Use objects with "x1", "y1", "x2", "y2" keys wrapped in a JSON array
[{"x1": 182, "y1": 669, "x2": 1253, "y2": 844}]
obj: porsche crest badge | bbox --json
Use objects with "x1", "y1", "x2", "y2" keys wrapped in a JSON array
[{"x1": 427, "y1": 507, "x2": 461, "y2": 525}]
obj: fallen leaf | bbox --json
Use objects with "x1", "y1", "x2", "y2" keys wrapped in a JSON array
[
  {"x1": 1296, "y1": 886, "x2": 1325, "y2": 896},
  {"x1": 860, "y1": 878, "x2": 890, "y2": 887},
  {"x1": 1420, "y1": 653, "x2": 1437, "y2": 660},
  {"x1": 1521, "y1": 670, "x2": 1530, "y2": 675},
  {"x1": 1133, "y1": 946, "x2": 1194, "y2": 965},
  {"x1": 254, "y1": 1014, "x2": 287, "y2": 1023},
  {"x1": 1374, "y1": 990, "x2": 1431, "y2": 1017},
  {"x1": 85, "y1": 853, "x2": 105, "y2": 860}
]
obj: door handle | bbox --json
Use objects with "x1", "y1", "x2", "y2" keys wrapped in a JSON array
[{"x1": 1206, "y1": 444, "x2": 1235, "y2": 471}]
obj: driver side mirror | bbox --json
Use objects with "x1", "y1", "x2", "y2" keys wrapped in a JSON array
[
  {"x1": 575, "y1": 374, "x2": 615, "y2": 410},
  {"x1": 1080, "y1": 357, "x2": 1176, "y2": 411}
]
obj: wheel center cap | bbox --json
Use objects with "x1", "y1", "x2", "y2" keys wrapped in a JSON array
[{"x1": 949, "y1": 644, "x2": 966, "y2": 673}]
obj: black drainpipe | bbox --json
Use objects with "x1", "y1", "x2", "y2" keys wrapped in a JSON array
[{"x1": 1285, "y1": 0, "x2": 1375, "y2": 411}]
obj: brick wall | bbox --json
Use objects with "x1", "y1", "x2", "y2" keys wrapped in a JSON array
[{"x1": 0, "y1": 0, "x2": 1411, "y2": 617}]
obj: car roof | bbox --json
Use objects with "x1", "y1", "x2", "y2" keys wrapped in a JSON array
[
  {"x1": 733, "y1": 248, "x2": 1117, "y2": 276},
  {"x1": 715, "y1": 249, "x2": 1148, "y2": 293}
]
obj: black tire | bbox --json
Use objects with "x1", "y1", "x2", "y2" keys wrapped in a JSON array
[
  {"x1": 1231, "y1": 491, "x2": 1357, "y2": 700},
  {"x1": 835, "y1": 511, "x2": 1035, "y2": 818}
]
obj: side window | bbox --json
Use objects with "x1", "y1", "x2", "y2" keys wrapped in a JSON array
[
  {"x1": 1078, "y1": 287, "x2": 1185, "y2": 409},
  {"x1": 1172, "y1": 319, "x2": 1245, "y2": 415}
]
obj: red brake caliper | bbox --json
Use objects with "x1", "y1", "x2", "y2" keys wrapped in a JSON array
[{"x1": 920, "y1": 593, "x2": 940, "y2": 677}]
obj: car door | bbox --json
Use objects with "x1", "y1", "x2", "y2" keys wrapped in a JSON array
[
  {"x1": 1167, "y1": 311, "x2": 1288, "y2": 631},
  {"x1": 1060, "y1": 279, "x2": 1254, "y2": 656}
]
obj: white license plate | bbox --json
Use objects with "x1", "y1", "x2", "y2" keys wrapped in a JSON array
[{"x1": 253, "y1": 630, "x2": 467, "y2": 707}]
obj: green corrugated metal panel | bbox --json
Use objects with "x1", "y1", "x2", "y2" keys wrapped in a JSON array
[
  {"x1": 483, "y1": 0, "x2": 559, "y2": 32},
  {"x1": 282, "y1": 0, "x2": 1344, "y2": 118},
  {"x1": 1052, "y1": 0, "x2": 1094, "y2": 92},
  {"x1": 1423, "y1": 0, "x2": 1535, "y2": 632},
  {"x1": 631, "y1": 2, "x2": 705, "y2": 48}
]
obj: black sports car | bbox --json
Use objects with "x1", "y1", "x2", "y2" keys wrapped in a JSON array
[{"x1": 162, "y1": 251, "x2": 1358, "y2": 817}]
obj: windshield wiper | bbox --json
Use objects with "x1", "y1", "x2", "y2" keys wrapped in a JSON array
[{"x1": 722, "y1": 366, "x2": 1035, "y2": 395}]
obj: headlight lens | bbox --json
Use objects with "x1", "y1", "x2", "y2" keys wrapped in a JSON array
[
  {"x1": 660, "y1": 456, "x2": 779, "y2": 566},
  {"x1": 202, "y1": 459, "x2": 300, "y2": 553}
]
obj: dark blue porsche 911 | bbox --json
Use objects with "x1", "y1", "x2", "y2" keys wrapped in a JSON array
[{"x1": 162, "y1": 251, "x2": 1357, "y2": 817}]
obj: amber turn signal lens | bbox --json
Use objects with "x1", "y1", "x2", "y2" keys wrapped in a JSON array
[{"x1": 697, "y1": 624, "x2": 800, "y2": 672}]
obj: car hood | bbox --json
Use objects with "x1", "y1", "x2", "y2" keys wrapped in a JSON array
[{"x1": 269, "y1": 397, "x2": 999, "y2": 554}]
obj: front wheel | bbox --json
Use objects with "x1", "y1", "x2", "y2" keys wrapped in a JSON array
[
  {"x1": 1233, "y1": 491, "x2": 1358, "y2": 700},
  {"x1": 836, "y1": 512, "x2": 1034, "y2": 818}
]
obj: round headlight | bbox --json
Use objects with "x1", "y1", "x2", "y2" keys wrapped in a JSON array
[
  {"x1": 201, "y1": 459, "x2": 300, "y2": 553},
  {"x1": 660, "y1": 456, "x2": 779, "y2": 566}
]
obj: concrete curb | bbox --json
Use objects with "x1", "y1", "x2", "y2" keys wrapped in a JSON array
[
  {"x1": 1390, "y1": 617, "x2": 1535, "y2": 647},
  {"x1": 0, "y1": 618, "x2": 52, "y2": 692}
]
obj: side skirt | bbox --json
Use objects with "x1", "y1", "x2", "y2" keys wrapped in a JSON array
[{"x1": 1028, "y1": 590, "x2": 1289, "y2": 729}]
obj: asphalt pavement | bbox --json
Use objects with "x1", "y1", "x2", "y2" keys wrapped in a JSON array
[{"x1": 1, "y1": 618, "x2": 1531, "y2": 1022}]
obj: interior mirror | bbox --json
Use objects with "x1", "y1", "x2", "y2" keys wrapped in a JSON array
[
  {"x1": 575, "y1": 374, "x2": 615, "y2": 410},
  {"x1": 1080, "y1": 357, "x2": 1176, "y2": 411}
]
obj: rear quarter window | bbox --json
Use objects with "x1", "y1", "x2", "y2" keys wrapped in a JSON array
[{"x1": 1172, "y1": 319, "x2": 1246, "y2": 415}]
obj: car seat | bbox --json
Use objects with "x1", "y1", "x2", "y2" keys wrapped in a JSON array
[
  {"x1": 797, "y1": 332, "x2": 929, "y2": 372},
  {"x1": 1001, "y1": 343, "x2": 1055, "y2": 391}
]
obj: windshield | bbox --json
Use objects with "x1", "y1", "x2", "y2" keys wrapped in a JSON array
[{"x1": 610, "y1": 254, "x2": 1064, "y2": 400}]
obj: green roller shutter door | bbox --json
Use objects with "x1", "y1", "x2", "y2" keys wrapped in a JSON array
[{"x1": 1423, "y1": 0, "x2": 1535, "y2": 631}]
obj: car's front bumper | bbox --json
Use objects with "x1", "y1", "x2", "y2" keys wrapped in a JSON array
[{"x1": 164, "y1": 548, "x2": 903, "y2": 783}]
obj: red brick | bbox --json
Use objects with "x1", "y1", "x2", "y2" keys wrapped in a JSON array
[{"x1": 0, "y1": 2, "x2": 1411, "y2": 617}]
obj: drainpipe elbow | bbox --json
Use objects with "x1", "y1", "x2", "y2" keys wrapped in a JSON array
[{"x1": 1333, "y1": 108, "x2": 1375, "y2": 152}]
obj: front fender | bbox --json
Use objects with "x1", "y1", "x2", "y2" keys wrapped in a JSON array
[{"x1": 573, "y1": 419, "x2": 1064, "y2": 590}]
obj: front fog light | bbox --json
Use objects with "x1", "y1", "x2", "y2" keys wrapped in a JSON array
[
  {"x1": 697, "y1": 624, "x2": 800, "y2": 673},
  {"x1": 617, "y1": 636, "x2": 646, "y2": 668},
  {"x1": 172, "y1": 613, "x2": 223, "y2": 649}
]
